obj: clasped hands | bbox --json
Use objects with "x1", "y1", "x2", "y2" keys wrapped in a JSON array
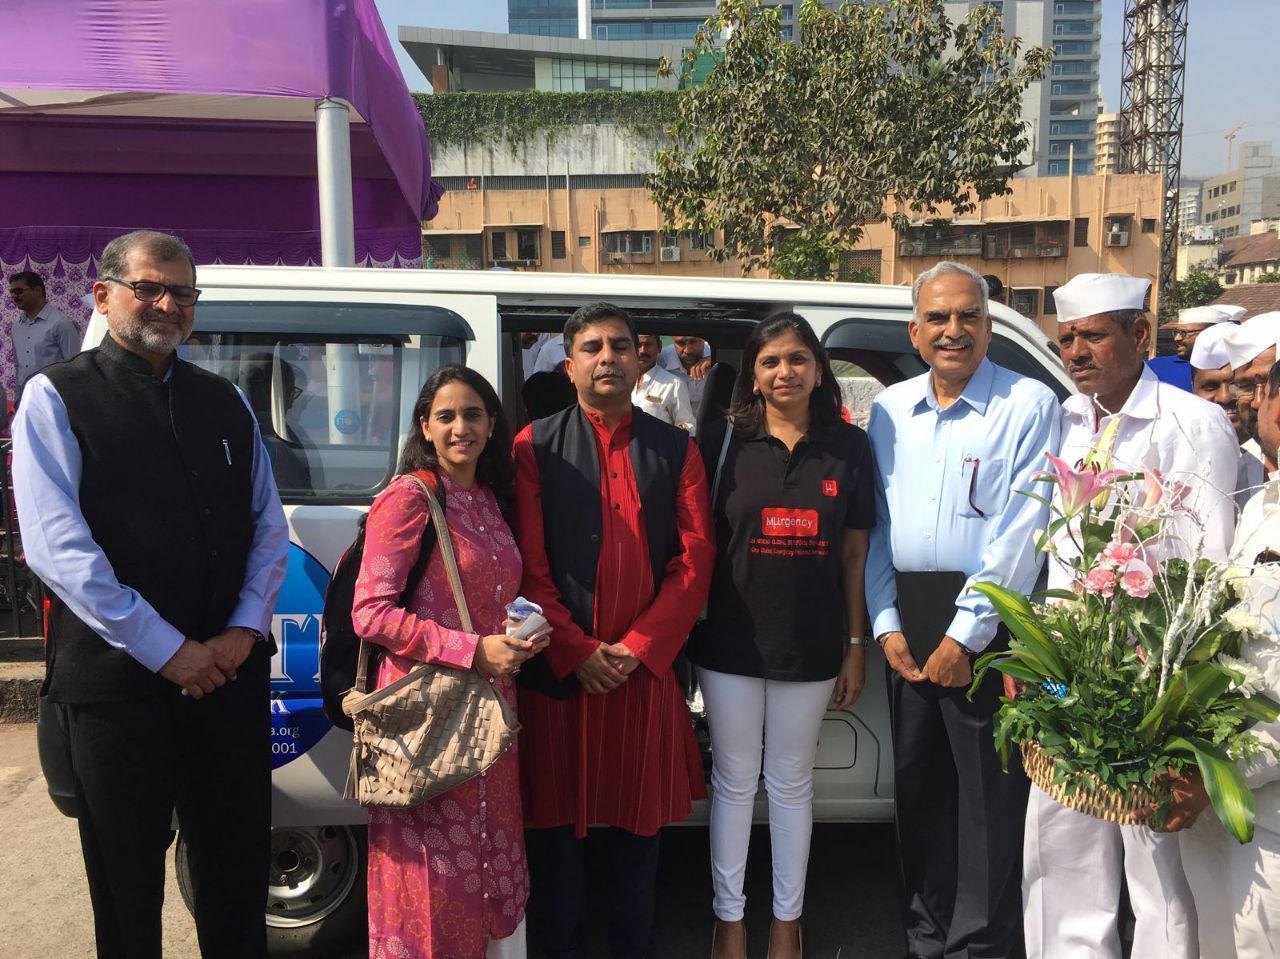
[
  {"x1": 574, "y1": 642, "x2": 641, "y2": 694},
  {"x1": 879, "y1": 631, "x2": 972, "y2": 687},
  {"x1": 159, "y1": 628, "x2": 258, "y2": 699}
]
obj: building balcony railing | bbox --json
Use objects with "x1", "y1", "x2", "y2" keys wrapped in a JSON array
[{"x1": 896, "y1": 223, "x2": 1069, "y2": 261}]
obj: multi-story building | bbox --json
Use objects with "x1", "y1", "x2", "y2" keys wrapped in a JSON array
[
  {"x1": 1096, "y1": 111, "x2": 1120, "y2": 175},
  {"x1": 1177, "y1": 175, "x2": 1206, "y2": 227},
  {"x1": 509, "y1": 0, "x2": 581, "y2": 38},
  {"x1": 1201, "y1": 142, "x2": 1280, "y2": 240},
  {"x1": 509, "y1": 0, "x2": 797, "y2": 42},
  {"x1": 502, "y1": 0, "x2": 1102, "y2": 177},
  {"x1": 944, "y1": 0, "x2": 1101, "y2": 177},
  {"x1": 423, "y1": 117, "x2": 1163, "y2": 334}
]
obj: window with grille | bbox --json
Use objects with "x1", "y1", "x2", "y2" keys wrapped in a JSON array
[
  {"x1": 1010, "y1": 288, "x2": 1040, "y2": 318},
  {"x1": 837, "y1": 250, "x2": 882, "y2": 283},
  {"x1": 491, "y1": 232, "x2": 507, "y2": 260},
  {"x1": 1044, "y1": 286, "x2": 1059, "y2": 315},
  {"x1": 1074, "y1": 218, "x2": 1089, "y2": 247},
  {"x1": 516, "y1": 229, "x2": 540, "y2": 261},
  {"x1": 551, "y1": 231, "x2": 567, "y2": 259},
  {"x1": 1141, "y1": 218, "x2": 1156, "y2": 234}
]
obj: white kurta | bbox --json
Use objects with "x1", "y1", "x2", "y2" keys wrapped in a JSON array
[
  {"x1": 1181, "y1": 475, "x2": 1280, "y2": 959},
  {"x1": 631, "y1": 363, "x2": 696, "y2": 434},
  {"x1": 1030, "y1": 366, "x2": 1241, "y2": 959},
  {"x1": 1239, "y1": 438, "x2": 1269, "y2": 512}
]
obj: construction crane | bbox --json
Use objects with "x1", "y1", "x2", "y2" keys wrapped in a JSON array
[
  {"x1": 1119, "y1": 0, "x2": 1188, "y2": 313},
  {"x1": 1225, "y1": 120, "x2": 1246, "y2": 171}
]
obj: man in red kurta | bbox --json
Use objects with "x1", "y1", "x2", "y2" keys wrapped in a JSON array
[{"x1": 513, "y1": 302, "x2": 714, "y2": 959}]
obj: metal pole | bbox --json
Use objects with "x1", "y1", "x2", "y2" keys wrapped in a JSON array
[{"x1": 315, "y1": 97, "x2": 356, "y2": 267}]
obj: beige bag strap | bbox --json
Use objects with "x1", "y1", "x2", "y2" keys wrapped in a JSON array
[{"x1": 352, "y1": 475, "x2": 474, "y2": 704}]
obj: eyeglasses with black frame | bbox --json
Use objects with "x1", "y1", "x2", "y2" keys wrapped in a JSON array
[{"x1": 100, "y1": 275, "x2": 202, "y2": 308}]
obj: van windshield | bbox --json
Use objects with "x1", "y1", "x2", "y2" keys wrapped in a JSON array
[{"x1": 180, "y1": 332, "x2": 463, "y2": 502}]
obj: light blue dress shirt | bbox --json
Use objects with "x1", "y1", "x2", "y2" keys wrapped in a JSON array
[
  {"x1": 11, "y1": 368, "x2": 290, "y2": 673},
  {"x1": 865, "y1": 357, "x2": 1061, "y2": 653}
]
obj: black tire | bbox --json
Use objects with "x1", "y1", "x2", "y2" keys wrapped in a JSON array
[{"x1": 175, "y1": 825, "x2": 368, "y2": 958}]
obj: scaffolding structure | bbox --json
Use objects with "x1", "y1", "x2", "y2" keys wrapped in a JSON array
[{"x1": 1119, "y1": 0, "x2": 1188, "y2": 310}]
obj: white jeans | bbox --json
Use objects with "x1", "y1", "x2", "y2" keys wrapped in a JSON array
[
  {"x1": 1181, "y1": 814, "x2": 1280, "y2": 959},
  {"x1": 1023, "y1": 784, "x2": 1198, "y2": 958},
  {"x1": 697, "y1": 666, "x2": 836, "y2": 923},
  {"x1": 486, "y1": 918, "x2": 527, "y2": 959}
]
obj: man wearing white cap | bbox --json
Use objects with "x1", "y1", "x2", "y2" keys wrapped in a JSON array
[
  {"x1": 1225, "y1": 312, "x2": 1280, "y2": 477},
  {"x1": 1168, "y1": 353, "x2": 1280, "y2": 959},
  {"x1": 1149, "y1": 304, "x2": 1247, "y2": 391},
  {"x1": 1191, "y1": 319, "x2": 1266, "y2": 508},
  {"x1": 1024, "y1": 273, "x2": 1239, "y2": 959}
]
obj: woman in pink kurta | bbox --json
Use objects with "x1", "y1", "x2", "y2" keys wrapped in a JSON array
[{"x1": 353, "y1": 365, "x2": 546, "y2": 959}]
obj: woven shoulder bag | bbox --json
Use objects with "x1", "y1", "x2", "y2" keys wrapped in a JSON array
[{"x1": 342, "y1": 477, "x2": 519, "y2": 808}]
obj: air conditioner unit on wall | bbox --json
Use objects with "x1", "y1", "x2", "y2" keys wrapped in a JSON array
[
  {"x1": 659, "y1": 246, "x2": 681, "y2": 262},
  {"x1": 1106, "y1": 231, "x2": 1130, "y2": 248}
]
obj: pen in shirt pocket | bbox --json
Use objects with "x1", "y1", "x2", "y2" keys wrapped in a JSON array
[
  {"x1": 222, "y1": 439, "x2": 231, "y2": 465},
  {"x1": 962, "y1": 455, "x2": 985, "y2": 517}
]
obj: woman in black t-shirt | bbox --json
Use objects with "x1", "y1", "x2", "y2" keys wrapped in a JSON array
[{"x1": 692, "y1": 313, "x2": 875, "y2": 959}]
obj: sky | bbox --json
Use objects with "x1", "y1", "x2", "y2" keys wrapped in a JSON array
[{"x1": 376, "y1": 0, "x2": 1279, "y2": 177}]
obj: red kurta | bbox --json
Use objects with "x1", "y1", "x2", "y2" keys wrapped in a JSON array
[{"x1": 513, "y1": 409, "x2": 714, "y2": 837}]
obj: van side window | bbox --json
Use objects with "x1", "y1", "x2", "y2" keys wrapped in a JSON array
[{"x1": 181, "y1": 332, "x2": 463, "y2": 501}]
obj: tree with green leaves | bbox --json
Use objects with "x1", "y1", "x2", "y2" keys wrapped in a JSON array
[
  {"x1": 1160, "y1": 267, "x2": 1225, "y2": 323},
  {"x1": 650, "y1": 0, "x2": 1052, "y2": 281},
  {"x1": 1256, "y1": 271, "x2": 1280, "y2": 284}
]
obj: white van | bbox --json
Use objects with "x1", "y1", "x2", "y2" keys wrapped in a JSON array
[{"x1": 48, "y1": 266, "x2": 1071, "y2": 955}]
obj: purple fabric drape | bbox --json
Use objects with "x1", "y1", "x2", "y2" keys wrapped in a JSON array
[{"x1": 0, "y1": 0, "x2": 443, "y2": 220}]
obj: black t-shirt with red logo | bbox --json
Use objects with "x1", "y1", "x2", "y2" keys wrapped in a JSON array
[{"x1": 689, "y1": 416, "x2": 876, "y2": 682}]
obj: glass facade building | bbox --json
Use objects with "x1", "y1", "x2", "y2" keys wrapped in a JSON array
[{"x1": 509, "y1": 0, "x2": 579, "y2": 37}]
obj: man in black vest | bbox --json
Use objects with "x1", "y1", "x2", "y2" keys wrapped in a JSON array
[
  {"x1": 512, "y1": 303, "x2": 715, "y2": 958},
  {"x1": 11, "y1": 230, "x2": 289, "y2": 959}
]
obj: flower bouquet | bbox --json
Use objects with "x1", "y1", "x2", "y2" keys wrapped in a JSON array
[{"x1": 970, "y1": 453, "x2": 1279, "y2": 842}]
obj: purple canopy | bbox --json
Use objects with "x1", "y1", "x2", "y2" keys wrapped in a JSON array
[{"x1": 0, "y1": 0, "x2": 443, "y2": 396}]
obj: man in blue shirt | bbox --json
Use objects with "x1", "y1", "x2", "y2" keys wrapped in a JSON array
[
  {"x1": 866, "y1": 261, "x2": 1060, "y2": 959},
  {"x1": 1147, "y1": 304, "x2": 1247, "y2": 392},
  {"x1": 11, "y1": 230, "x2": 289, "y2": 958}
]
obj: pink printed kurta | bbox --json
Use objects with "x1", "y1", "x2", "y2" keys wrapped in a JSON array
[{"x1": 352, "y1": 472, "x2": 527, "y2": 959}]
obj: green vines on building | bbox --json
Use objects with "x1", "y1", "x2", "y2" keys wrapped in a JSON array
[{"x1": 416, "y1": 91, "x2": 679, "y2": 152}]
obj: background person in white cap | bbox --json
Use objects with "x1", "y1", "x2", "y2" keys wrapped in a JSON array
[
  {"x1": 1148, "y1": 304, "x2": 1247, "y2": 392},
  {"x1": 1023, "y1": 272, "x2": 1239, "y2": 959},
  {"x1": 1169, "y1": 355, "x2": 1280, "y2": 959},
  {"x1": 1191, "y1": 321, "x2": 1265, "y2": 508},
  {"x1": 1225, "y1": 312, "x2": 1280, "y2": 477}
]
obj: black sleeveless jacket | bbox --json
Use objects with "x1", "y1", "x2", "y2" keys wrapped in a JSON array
[
  {"x1": 41, "y1": 337, "x2": 257, "y2": 703},
  {"x1": 530, "y1": 405, "x2": 688, "y2": 635}
]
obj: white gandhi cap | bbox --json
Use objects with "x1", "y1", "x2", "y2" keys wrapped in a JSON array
[
  {"x1": 1224, "y1": 312, "x2": 1280, "y2": 371},
  {"x1": 1189, "y1": 323, "x2": 1239, "y2": 370},
  {"x1": 1053, "y1": 273, "x2": 1151, "y2": 324},
  {"x1": 1177, "y1": 304, "x2": 1247, "y2": 326}
]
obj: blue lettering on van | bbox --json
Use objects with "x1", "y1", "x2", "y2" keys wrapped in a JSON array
[
  {"x1": 269, "y1": 543, "x2": 335, "y2": 769},
  {"x1": 334, "y1": 409, "x2": 360, "y2": 435}
]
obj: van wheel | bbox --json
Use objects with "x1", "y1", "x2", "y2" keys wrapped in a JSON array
[{"x1": 175, "y1": 825, "x2": 367, "y2": 957}]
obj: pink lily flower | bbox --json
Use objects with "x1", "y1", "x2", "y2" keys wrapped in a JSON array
[{"x1": 1035, "y1": 453, "x2": 1126, "y2": 518}]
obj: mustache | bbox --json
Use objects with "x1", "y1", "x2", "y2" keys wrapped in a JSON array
[
  {"x1": 1069, "y1": 361, "x2": 1097, "y2": 374},
  {"x1": 592, "y1": 366, "x2": 623, "y2": 380},
  {"x1": 935, "y1": 334, "x2": 975, "y2": 349}
]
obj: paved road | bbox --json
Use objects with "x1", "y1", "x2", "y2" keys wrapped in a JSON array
[{"x1": 0, "y1": 723, "x2": 907, "y2": 958}]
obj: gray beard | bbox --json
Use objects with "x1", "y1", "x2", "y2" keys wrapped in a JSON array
[{"x1": 116, "y1": 318, "x2": 185, "y2": 354}]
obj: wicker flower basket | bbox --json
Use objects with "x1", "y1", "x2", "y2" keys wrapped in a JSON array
[{"x1": 1020, "y1": 741, "x2": 1168, "y2": 826}]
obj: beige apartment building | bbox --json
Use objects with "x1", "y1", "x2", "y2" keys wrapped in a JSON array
[{"x1": 424, "y1": 156, "x2": 1162, "y2": 335}]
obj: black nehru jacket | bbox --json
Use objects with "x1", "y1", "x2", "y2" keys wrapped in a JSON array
[
  {"x1": 690, "y1": 417, "x2": 876, "y2": 682},
  {"x1": 40, "y1": 336, "x2": 257, "y2": 704},
  {"x1": 530, "y1": 405, "x2": 686, "y2": 635}
]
